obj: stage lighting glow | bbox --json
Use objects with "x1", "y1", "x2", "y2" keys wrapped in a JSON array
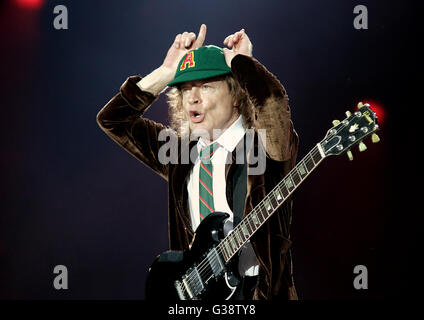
[
  {"x1": 363, "y1": 100, "x2": 386, "y2": 124},
  {"x1": 14, "y1": 0, "x2": 44, "y2": 10}
]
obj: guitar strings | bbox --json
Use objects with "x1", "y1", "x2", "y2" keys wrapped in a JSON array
[
  {"x1": 183, "y1": 146, "x2": 324, "y2": 289},
  {"x1": 221, "y1": 147, "x2": 320, "y2": 259},
  {"x1": 175, "y1": 116, "x2": 370, "y2": 297},
  {"x1": 182, "y1": 142, "x2": 327, "y2": 294},
  {"x1": 181, "y1": 147, "x2": 323, "y2": 292}
]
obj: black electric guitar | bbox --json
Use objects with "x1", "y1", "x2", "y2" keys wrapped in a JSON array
[{"x1": 145, "y1": 103, "x2": 380, "y2": 300}]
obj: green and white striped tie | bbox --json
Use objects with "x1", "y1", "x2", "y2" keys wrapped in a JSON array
[{"x1": 199, "y1": 142, "x2": 219, "y2": 221}]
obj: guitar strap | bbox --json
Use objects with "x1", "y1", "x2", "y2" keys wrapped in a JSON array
[{"x1": 232, "y1": 135, "x2": 247, "y2": 227}]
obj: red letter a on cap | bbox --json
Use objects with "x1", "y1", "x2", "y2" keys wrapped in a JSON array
[{"x1": 180, "y1": 52, "x2": 195, "y2": 71}]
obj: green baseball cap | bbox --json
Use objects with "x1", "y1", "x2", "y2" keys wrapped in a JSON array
[{"x1": 167, "y1": 45, "x2": 232, "y2": 87}]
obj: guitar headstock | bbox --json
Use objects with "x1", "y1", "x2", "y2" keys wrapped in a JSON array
[{"x1": 320, "y1": 102, "x2": 380, "y2": 160}]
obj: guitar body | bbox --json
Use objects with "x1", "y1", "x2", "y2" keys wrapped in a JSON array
[{"x1": 145, "y1": 212, "x2": 240, "y2": 300}]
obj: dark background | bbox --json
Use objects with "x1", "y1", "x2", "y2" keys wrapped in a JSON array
[{"x1": 0, "y1": 0, "x2": 418, "y2": 299}]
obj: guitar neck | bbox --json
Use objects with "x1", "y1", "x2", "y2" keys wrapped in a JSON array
[{"x1": 217, "y1": 143, "x2": 326, "y2": 263}]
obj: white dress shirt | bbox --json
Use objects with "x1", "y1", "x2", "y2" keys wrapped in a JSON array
[{"x1": 187, "y1": 115, "x2": 259, "y2": 276}]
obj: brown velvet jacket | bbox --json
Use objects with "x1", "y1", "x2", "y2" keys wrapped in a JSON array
[{"x1": 97, "y1": 55, "x2": 299, "y2": 300}]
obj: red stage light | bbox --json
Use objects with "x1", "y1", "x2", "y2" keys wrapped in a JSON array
[{"x1": 14, "y1": 0, "x2": 44, "y2": 10}]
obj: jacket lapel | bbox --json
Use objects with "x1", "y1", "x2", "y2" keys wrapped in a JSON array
[{"x1": 171, "y1": 138, "x2": 198, "y2": 237}]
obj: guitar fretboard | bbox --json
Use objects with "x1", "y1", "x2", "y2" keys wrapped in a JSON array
[{"x1": 216, "y1": 144, "x2": 325, "y2": 263}]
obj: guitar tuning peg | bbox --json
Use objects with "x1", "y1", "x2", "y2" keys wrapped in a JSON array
[
  {"x1": 347, "y1": 150, "x2": 353, "y2": 161},
  {"x1": 332, "y1": 120, "x2": 340, "y2": 126},
  {"x1": 371, "y1": 133, "x2": 380, "y2": 143},
  {"x1": 345, "y1": 111, "x2": 352, "y2": 117},
  {"x1": 358, "y1": 141, "x2": 367, "y2": 152},
  {"x1": 357, "y1": 102, "x2": 364, "y2": 109}
]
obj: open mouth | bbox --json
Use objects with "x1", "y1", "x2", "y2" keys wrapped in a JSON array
[{"x1": 189, "y1": 110, "x2": 205, "y2": 123}]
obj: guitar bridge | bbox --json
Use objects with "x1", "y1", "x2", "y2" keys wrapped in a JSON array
[
  {"x1": 175, "y1": 266, "x2": 204, "y2": 300},
  {"x1": 174, "y1": 280, "x2": 186, "y2": 300}
]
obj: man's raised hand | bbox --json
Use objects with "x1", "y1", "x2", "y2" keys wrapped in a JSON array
[
  {"x1": 222, "y1": 28, "x2": 253, "y2": 67},
  {"x1": 162, "y1": 24, "x2": 207, "y2": 71}
]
